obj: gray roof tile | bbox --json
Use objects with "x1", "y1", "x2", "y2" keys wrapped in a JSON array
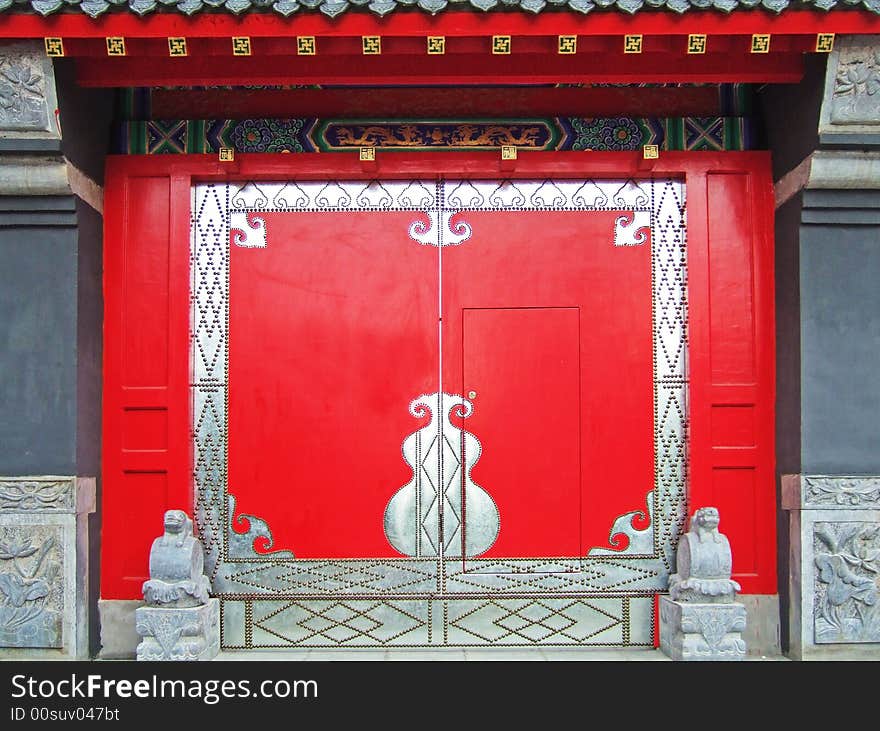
[{"x1": 4, "y1": 0, "x2": 873, "y2": 16}]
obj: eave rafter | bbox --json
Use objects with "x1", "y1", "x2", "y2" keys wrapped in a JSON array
[{"x1": 3, "y1": 10, "x2": 877, "y2": 85}]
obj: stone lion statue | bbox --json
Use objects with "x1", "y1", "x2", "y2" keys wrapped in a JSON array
[{"x1": 668, "y1": 506, "x2": 741, "y2": 603}]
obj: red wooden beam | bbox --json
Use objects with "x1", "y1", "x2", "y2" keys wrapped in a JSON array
[
  {"x1": 149, "y1": 85, "x2": 727, "y2": 119},
  {"x1": 1, "y1": 9, "x2": 879, "y2": 39},
  {"x1": 48, "y1": 31, "x2": 817, "y2": 57},
  {"x1": 75, "y1": 50, "x2": 805, "y2": 86}
]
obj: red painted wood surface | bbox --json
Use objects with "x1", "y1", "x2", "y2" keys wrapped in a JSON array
[
  {"x1": 443, "y1": 210, "x2": 654, "y2": 558},
  {"x1": 150, "y1": 85, "x2": 726, "y2": 121},
  {"x1": 102, "y1": 150, "x2": 775, "y2": 598},
  {"x1": 102, "y1": 165, "x2": 191, "y2": 598},
  {"x1": 686, "y1": 162, "x2": 776, "y2": 593},
  {"x1": 228, "y1": 211, "x2": 436, "y2": 557},
  {"x1": 76, "y1": 50, "x2": 805, "y2": 86}
]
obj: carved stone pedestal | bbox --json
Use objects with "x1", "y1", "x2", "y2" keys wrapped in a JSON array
[
  {"x1": 659, "y1": 596, "x2": 747, "y2": 661},
  {"x1": 0, "y1": 476, "x2": 95, "y2": 659},
  {"x1": 135, "y1": 598, "x2": 219, "y2": 661}
]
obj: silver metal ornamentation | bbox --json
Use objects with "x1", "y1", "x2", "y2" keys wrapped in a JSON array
[
  {"x1": 408, "y1": 211, "x2": 472, "y2": 247},
  {"x1": 588, "y1": 490, "x2": 655, "y2": 556},
  {"x1": 227, "y1": 494, "x2": 294, "y2": 560},
  {"x1": 230, "y1": 212, "x2": 267, "y2": 248},
  {"x1": 613, "y1": 211, "x2": 651, "y2": 246},
  {"x1": 384, "y1": 393, "x2": 499, "y2": 558}
]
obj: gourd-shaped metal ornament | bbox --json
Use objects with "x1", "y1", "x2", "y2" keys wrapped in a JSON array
[{"x1": 384, "y1": 392, "x2": 499, "y2": 558}]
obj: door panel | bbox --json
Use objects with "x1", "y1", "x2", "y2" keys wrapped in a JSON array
[
  {"x1": 442, "y1": 209, "x2": 655, "y2": 557},
  {"x1": 228, "y1": 210, "x2": 437, "y2": 558},
  {"x1": 462, "y1": 307, "x2": 581, "y2": 557}
]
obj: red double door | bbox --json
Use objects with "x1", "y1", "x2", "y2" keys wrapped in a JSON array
[
  {"x1": 229, "y1": 201, "x2": 653, "y2": 560},
  {"x1": 102, "y1": 154, "x2": 776, "y2": 600}
]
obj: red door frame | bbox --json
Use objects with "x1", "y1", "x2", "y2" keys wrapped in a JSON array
[{"x1": 102, "y1": 150, "x2": 776, "y2": 599}]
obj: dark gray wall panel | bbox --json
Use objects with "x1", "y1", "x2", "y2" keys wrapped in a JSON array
[
  {"x1": 76, "y1": 199, "x2": 102, "y2": 479},
  {"x1": 0, "y1": 224, "x2": 77, "y2": 473},
  {"x1": 53, "y1": 59, "x2": 114, "y2": 185},
  {"x1": 801, "y1": 225, "x2": 880, "y2": 473},
  {"x1": 756, "y1": 54, "x2": 827, "y2": 181}
]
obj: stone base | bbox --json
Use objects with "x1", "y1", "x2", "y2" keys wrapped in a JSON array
[
  {"x1": 135, "y1": 599, "x2": 219, "y2": 661},
  {"x1": 738, "y1": 594, "x2": 780, "y2": 657},
  {"x1": 98, "y1": 599, "x2": 143, "y2": 659},
  {"x1": 659, "y1": 596, "x2": 747, "y2": 661},
  {"x1": 0, "y1": 476, "x2": 94, "y2": 660}
]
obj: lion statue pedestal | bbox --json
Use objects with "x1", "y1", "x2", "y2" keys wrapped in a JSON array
[
  {"x1": 659, "y1": 507, "x2": 747, "y2": 661},
  {"x1": 135, "y1": 510, "x2": 219, "y2": 661}
]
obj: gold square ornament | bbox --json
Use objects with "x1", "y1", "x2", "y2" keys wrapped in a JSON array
[
  {"x1": 168, "y1": 37, "x2": 187, "y2": 57},
  {"x1": 44, "y1": 38, "x2": 64, "y2": 57},
  {"x1": 427, "y1": 36, "x2": 445, "y2": 55},
  {"x1": 558, "y1": 35, "x2": 577, "y2": 55},
  {"x1": 642, "y1": 144, "x2": 659, "y2": 160},
  {"x1": 501, "y1": 145, "x2": 517, "y2": 160},
  {"x1": 816, "y1": 33, "x2": 835, "y2": 53},
  {"x1": 297, "y1": 36, "x2": 316, "y2": 56},
  {"x1": 362, "y1": 36, "x2": 381, "y2": 55},
  {"x1": 359, "y1": 146, "x2": 376, "y2": 161},
  {"x1": 232, "y1": 37, "x2": 252, "y2": 56},
  {"x1": 492, "y1": 36, "x2": 511, "y2": 55},
  {"x1": 687, "y1": 34, "x2": 707, "y2": 55},
  {"x1": 624, "y1": 35, "x2": 643, "y2": 54},
  {"x1": 106, "y1": 37, "x2": 126, "y2": 57},
  {"x1": 219, "y1": 148, "x2": 235, "y2": 162},
  {"x1": 751, "y1": 34, "x2": 770, "y2": 54}
]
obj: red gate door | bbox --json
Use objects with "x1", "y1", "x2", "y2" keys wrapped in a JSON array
[
  {"x1": 102, "y1": 155, "x2": 775, "y2": 650},
  {"x1": 442, "y1": 204, "x2": 654, "y2": 559},
  {"x1": 228, "y1": 207, "x2": 437, "y2": 557}
]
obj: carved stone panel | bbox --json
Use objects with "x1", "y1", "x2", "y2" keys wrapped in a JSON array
[
  {"x1": 136, "y1": 599, "x2": 220, "y2": 661},
  {"x1": 0, "y1": 525, "x2": 64, "y2": 648},
  {"x1": 659, "y1": 596, "x2": 747, "y2": 661},
  {"x1": 804, "y1": 476, "x2": 880, "y2": 509},
  {"x1": 0, "y1": 41, "x2": 59, "y2": 138},
  {"x1": 813, "y1": 521, "x2": 880, "y2": 644},
  {"x1": 0, "y1": 477, "x2": 73, "y2": 512},
  {"x1": 788, "y1": 501, "x2": 880, "y2": 658},
  {"x1": 820, "y1": 35, "x2": 880, "y2": 141},
  {"x1": 0, "y1": 477, "x2": 94, "y2": 658}
]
